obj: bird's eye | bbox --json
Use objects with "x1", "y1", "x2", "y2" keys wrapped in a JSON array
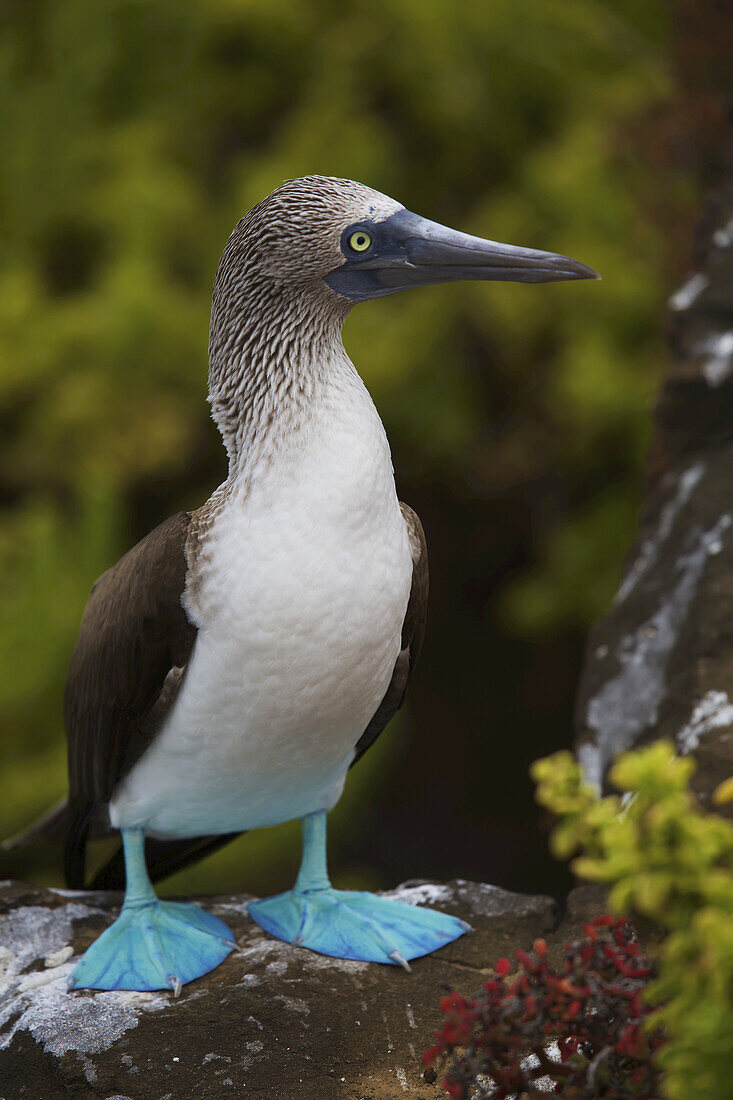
[{"x1": 348, "y1": 230, "x2": 372, "y2": 253}]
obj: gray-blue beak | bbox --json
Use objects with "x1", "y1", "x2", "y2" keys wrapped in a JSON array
[{"x1": 324, "y1": 208, "x2": 600, "y2": 302}]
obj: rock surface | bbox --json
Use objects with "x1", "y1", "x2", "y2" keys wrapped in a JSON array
[
  {"x1": 575, "y1": 182, "x2": 733, "y2": 809},
  {"x1": 0, "y1": 878, "x2": 606, "y2": 1100}
]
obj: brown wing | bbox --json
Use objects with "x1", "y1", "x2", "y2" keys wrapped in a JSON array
[
  {"x1": 64, "y1": 512, "x2": 198, "y2": 884},
  {"x1": 351, "y1": 503, "x2": 428, "y2": 767},
  {"x1": 65, "y1": 512, "x2": 196, "y2": 802}
]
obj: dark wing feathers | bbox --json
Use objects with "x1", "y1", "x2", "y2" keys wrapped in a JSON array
[
  {"x1": 351, "y1": 503, "x2": 428, "y2": 767},
  {"x1": 65, "y1": 511, "x2": 196, "y2": 802},
  {"x1": 59, "y1": 503, "x2": 427, "y2": 889},
  {"x1": 63, "y1": 512, "x2": 197, "y2": 886}
]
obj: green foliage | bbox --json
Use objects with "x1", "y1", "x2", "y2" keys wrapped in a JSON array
[
  {"x1": 533, "y1": 743, "x2": 733, "y2": 1100},
  {"x1": 0, "y1": 0, "x2": 673, "y2": 890}
]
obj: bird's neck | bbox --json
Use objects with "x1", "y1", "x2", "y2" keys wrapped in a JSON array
[{"x1": 208, "y1": 283, "x2": 352, "y2": 480}]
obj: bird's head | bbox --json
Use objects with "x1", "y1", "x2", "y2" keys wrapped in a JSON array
[{"x1": 215, "y1": 175, "x2": 599, "y2": 314}]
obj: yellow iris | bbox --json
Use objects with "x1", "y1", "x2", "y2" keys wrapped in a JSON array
[{"x1": 348, "y1": 230, "x2": 372, "y2": 252}]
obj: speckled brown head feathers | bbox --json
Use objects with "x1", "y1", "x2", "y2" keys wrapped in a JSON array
[
  {"x1": 208, "y1": 177, "x2": 401, "y2": 466},
  {"x1": 214, "y1": 176, "x2": 401, "y2": 288}
]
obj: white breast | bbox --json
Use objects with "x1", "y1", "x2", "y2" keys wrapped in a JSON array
[{"x1": 110, "y1": 364, "x2": 413, "y2": 837}]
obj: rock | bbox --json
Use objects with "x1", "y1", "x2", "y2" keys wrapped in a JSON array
[
  {"x1": 575, "y1": 182, "x2": 733, "y2": 811},
  {"x1": 0, "y1": 878, "x2": 608, "y2": 1100}
]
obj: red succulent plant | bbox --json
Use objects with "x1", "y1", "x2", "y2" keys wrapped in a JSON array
[{"x1": 424, "y1": 916, "x2": 664, "y2": 1098}]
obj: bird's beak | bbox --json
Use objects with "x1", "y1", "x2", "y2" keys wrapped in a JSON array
[{"x1": 324, "y1": 208, "x2": 600, "y2": 302}]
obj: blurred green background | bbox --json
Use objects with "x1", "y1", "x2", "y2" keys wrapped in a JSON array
[{"x1": 0, "y1": 0, "x2": 687, "y2": 899}]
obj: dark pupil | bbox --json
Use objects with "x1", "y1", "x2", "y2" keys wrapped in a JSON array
[{"x1": 356, "y1": 235, "x2": 366, "y2": 247}]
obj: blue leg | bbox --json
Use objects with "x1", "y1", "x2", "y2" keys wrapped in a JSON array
[
  {"x1": 68, "y1": 829, "x2": 236, "y2": 993},
  {"x1": 248, "y1": 812, "x2": 470, "y2": 968}
]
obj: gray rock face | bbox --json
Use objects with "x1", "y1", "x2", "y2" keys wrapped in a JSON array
[
  {"x1": 0, "y1": 878, "x2": 600, "y2": 1099},
  {"x1": 575, "y1": 183, "x2": 733, "y2": 811}
]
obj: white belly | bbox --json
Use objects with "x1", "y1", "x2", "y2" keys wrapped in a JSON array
[{"x1": 110, "y1": 375, "x2": 413, "y2": 837}]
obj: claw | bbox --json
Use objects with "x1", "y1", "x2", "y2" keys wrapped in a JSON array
[
  {"x1": 389, "y1": 950, "x2": 412, "y2": 972},
  {"x1": 168, "y1": 975, "x2": 182, "y2": 999}
]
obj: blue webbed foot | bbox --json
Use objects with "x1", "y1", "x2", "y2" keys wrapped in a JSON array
[
  {"x1": 68, "y1": 899, "x2": 236, "y2": 993},
  {"x1": 248, "y1": 887, "x2": 470, "y2": 967}
]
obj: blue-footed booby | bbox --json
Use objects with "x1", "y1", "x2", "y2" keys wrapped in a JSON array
[{"x1": 27, "y1": 177, "x2": 598, "y2": 992}]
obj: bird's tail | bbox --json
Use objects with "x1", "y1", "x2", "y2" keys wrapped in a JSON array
[
  {"x1": 4, "y1": 796, "x2": 240, "y2": 890},
  {"x1": 4, "y1": 796, "x2": 97, "y2": 888},
  {"x1": 64, "y1": 798, "x2": 95, "y2": 887},
  {"x1": 2, "y1": 797, "x2": 70, "y2": 852},
  {"x1": 90, "y1": 832, "x2": 241, "y2": 890}
]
